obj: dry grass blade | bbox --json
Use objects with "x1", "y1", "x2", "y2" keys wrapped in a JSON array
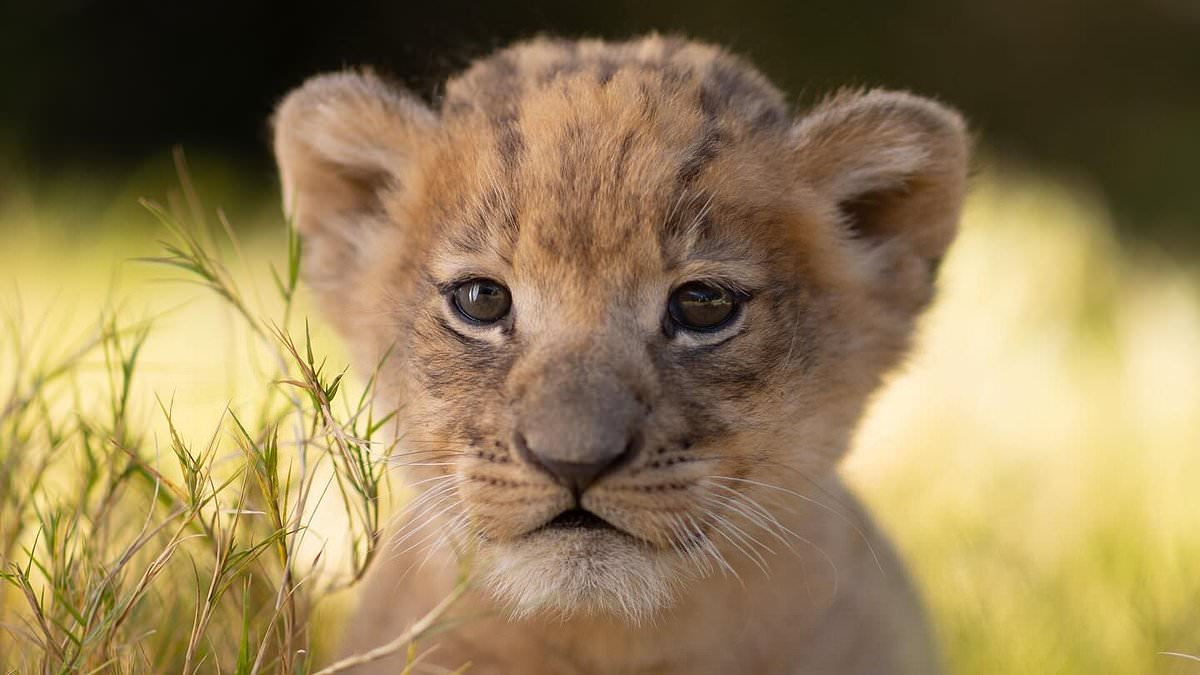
[
  {"x1": 311, "y1": 580, "x2": 468, "y2": 675},
  {"x1": 0, "y1": 160, "x2": 460, "y2": 674}
]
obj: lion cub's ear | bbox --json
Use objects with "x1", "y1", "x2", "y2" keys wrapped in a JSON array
[
  {"x1": 791, "y1": 90, "x2": 969, "y2": 310},
  {"x1": 272, "y1": 71, "x2": 437, "y2": 300}
]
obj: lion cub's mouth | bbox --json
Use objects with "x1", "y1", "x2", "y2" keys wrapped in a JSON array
[{"x1": 539, "y1": 508, "x2": 619, "y2": 532}]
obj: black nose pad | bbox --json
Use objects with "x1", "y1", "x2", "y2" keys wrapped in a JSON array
[{"x1": 515, "y1": 433, "x2": 640, "y2": 497}]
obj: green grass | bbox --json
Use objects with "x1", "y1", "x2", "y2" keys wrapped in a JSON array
[
  {"x1": 0, "y1": 165, "x2": 462, "y2": 673},
  {"x1": 848, "y1": 174, "x2": 1200, "y2": 674},
  {"x1": 1, "y1": 162, "x2": 1198, "y2": 673}
]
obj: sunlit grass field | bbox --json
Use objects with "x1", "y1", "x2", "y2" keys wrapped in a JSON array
[{"x1": 1, "y1": 163, "x2": 1198, "y2": 673}]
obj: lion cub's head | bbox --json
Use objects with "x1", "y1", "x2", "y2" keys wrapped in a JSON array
[{"x1": 273, "y1": 36, "x2": 968, "y2": 621}]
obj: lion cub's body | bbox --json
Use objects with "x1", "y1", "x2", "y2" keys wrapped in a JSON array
[{"x1": 274, "y1": 35, "x2": 968, "y2": 674}]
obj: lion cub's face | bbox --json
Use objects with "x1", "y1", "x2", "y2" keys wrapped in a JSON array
[{"x1": 274, "y1": 37, "x2": 967, "y2": 621}]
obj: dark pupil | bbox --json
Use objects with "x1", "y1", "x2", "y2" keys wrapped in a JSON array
[
  {"x1": 671, "y1": 283, "x2": 734, "y2": 329},
  {"x1": 454, "y1": 280, "x2": 511, "y2": 322}
]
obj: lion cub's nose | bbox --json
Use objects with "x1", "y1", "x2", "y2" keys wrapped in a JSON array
[
  {"x1": 516, "y1": 432, "x2": 639, "y2": 496},
  {"x1": 514, "y1": 364, "x2": 644, "y2": 496}
]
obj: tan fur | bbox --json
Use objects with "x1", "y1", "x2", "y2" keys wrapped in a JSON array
[{"x1": 273, "y1": 34, "x2": 969, "y2": 674}]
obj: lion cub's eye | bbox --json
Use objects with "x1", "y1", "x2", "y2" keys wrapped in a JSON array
[
  {"x1": 452, "y1": 278, "x2": 512, "y2": 324},
  {"x1": 667, "y1": 281, "x2": 738, "y2": 331}
]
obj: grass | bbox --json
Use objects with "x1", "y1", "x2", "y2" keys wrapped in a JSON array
[
  {"x1": 848, "y1": 174, "x2": 1200, "y2": 674},
  {"x1": 0, "y1": 160, "x2": 463, "y2": 673},
  {"x1": 1, "y1": 160, "x2": 1198, "y2": 673}
]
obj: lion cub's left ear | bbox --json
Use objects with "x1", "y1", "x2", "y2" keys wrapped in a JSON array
[
  {"x1": 791, "y1": 90, "x2": 969, "y2": 310},
  {"x1": 272, "y1": 70, "x2": 437, "y2": 308}
]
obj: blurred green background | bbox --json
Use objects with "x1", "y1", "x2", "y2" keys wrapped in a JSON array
[{"x1": 1, "y1": 1, "x2": 1199, "y2": 673}]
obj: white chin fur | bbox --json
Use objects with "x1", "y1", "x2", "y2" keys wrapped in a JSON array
[{"x1": 480, "y1": 528, "x2": 680, "y2": 624}]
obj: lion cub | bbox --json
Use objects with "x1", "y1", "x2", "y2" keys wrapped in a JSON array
[{"x1": 274, "y1": 35, "x2": 967, "y2": 674}]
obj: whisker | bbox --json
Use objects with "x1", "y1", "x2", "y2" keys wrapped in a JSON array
[
  {"x1": 704, "y1": 491, "x2": 793, "y2": 555},
  {"x1": 388, "y1": 502, "x2": 453, "y2": 554},
  {"x1": 705, "y1": 477, "x2": 843, "y2": 596},
  {"x1": 706, "y1": 484, "x2": 800, "y2": 553},
  {"x1": 415, "y1": 512, "x2": 470, "y2": 573},
  {"x1": 710, "y1": 474, "x2": 881, "y2": 574},
  {"x1": 388, "y1": 482, "x2": 461, "y2": 546},
  {"x1": 703, "y1": 495, "x2": 778, "y2": 555},
  {"x1": 391, "y1": 501, "x2": 463, "y2": 559},
  {"x1": 392, "y1": 461, "x2": 460, "y2": 468},
  {"x1": 391, "y1": 446, "x2": 470, "y2": 461},
  {"x1": 689, "y1": 513, "x2": 740, "y2": 583},
  {"x1": 665, "y1": 512, "x2": 713, "y2": 577},
  {"x1": 388, "y1": 448, "x2": 467, "y2": 466},
  {"x1": 414, "y1": 473, "x2": 458, "y2": 484},
  {"x1": 719, "y1": 460, "x2": 879, "y2": 534},
  {"x1": 703, "y1": 508, "x2": 771, "y2": 575}
]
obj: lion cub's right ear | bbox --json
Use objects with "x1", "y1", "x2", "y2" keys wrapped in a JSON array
[
  {"x1": 272, "y1": 71, "x2": 437, "y2": 300},
  {"x1": 790, "y1": 90, "x2": 969, "y2": 314}
]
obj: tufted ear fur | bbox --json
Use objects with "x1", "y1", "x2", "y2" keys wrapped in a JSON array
[
  {"x1": 792, "y1": 89, "x2": 969, "y2": 311},
  {"x1": 272, "y1": 70, "x2": 437, "y2": 307}
]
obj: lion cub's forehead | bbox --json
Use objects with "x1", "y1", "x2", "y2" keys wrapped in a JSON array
[{"x1": 424, "y1": 36, "x2": 791, "y2": 292}]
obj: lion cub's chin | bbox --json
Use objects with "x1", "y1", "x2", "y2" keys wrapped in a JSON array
[{"x1": 479, "y1": 527, "x2": 683, "y2": 624}]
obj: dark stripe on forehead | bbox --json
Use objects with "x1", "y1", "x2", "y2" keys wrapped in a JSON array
[
  {"x1": 487, "y1": 107, "x2": 525, "y2": 254},
  {"x1": 676, "y1": 126, "x2": 721, "y2": 186},
  {"x1": 613, "y1": 129, "x2": 637, "y2": 182},
  {"x1": 445, "y1": 221, "x2": 489, "y2": 255},
  {"x1": 443, "y1": 181, "x2": 521, "y2": 260},
  {"x1": 659, "y1": 86, "x2": 724, "y2": 254},
  {"x1": 483, "y1": 181, "x2": 520, "y2": 261},
  {"x1": 446, "y1": 51, "x2": 528, "y2": 171},
  {"x1": 674, "y1": 65, "x2": 729, "y2": 190},
  {"x1": 468, "y1": 53, "x2": 526, "y2": 249},
  {"x1": 493, "y1": 117, "x2": 525, "y2": 170},
  {"x1": 657, "y1": 188, "x2": 708, "y2": 263},
  {"x1": 595, "y1": 58, "x2": 620, "y2": 86}
]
